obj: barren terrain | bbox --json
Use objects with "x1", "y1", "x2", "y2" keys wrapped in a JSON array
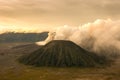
[{"x1": 0, "y1": 43, "x2": 120, "y2": 80}]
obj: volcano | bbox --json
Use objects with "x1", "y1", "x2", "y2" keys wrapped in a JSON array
[{"x1": 19, "y1": 40, "x2": 107, "y2": 67}]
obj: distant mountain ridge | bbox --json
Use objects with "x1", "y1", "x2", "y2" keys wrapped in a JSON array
[{"x1": 0, "y1": 32, "x2": 48, "y2": 43}]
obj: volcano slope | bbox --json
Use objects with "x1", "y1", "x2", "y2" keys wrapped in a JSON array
[{"x1": 19, "y1": 40, "x2": 108, "y2": 67}]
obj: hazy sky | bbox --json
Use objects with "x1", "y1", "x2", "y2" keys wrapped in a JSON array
[{"x1": 0, "y1": 0, "x2": 120, "y2": 31}]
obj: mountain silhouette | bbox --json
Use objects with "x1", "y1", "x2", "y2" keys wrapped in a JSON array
[
  {"x1": 0, "y1": 32, "x2": 48, "y2": 43},
  {"x1": 19, "y1": 40, "x2": 107, "y2": 67}
]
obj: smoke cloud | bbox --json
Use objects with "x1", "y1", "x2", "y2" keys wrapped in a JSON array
[{"x1": 36, "y1": 19, "x2": 120, "y2": 58}]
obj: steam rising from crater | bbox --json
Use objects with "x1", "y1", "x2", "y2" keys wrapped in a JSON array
[{"x1": 36, "y1": 19, "x2": 120, "y2": 56}]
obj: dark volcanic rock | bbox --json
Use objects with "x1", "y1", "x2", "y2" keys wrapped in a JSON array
[{"x1": 19, "y1": 40, "x2": 107, "y2": 67}]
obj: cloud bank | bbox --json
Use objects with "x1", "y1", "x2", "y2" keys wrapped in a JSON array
[
  {"x1": 37, "y1": 19, "x2": 120, "y2": 57},
  {"x1": 0, "y1": 0, "x2": 120, "y2": 26}
]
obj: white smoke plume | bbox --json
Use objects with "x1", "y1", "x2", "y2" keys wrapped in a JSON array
[
  {"x1": 36, "y1": 32, "x2": 56, "y2": 45},
  {"x1": 36, "y1": 19, "x2": 120, "y2": 57}
]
